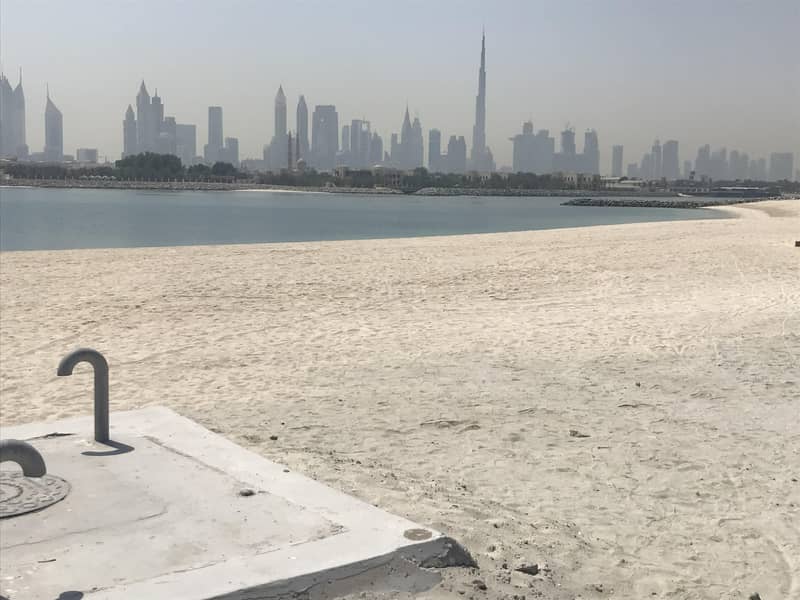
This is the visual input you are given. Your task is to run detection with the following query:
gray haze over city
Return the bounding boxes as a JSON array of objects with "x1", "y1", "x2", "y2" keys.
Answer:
[{"x1": 1, "y1": 0, "x2": 799, "y2": 177}]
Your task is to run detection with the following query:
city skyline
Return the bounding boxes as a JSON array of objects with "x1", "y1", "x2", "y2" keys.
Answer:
[{"x1": 2, "y1": 0, "x2": 797, "y2": 171}]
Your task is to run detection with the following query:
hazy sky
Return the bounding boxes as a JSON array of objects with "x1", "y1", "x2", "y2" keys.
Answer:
[{"x1": 2, "y1": 0, "x2": 799, "y2": 170}]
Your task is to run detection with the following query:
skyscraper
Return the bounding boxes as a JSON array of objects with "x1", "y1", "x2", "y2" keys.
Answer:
[
  {"x1": 123, "y1": 80, "x2": 178, "y2": 158},
  {"x1": 470, "y1": 31, "x2": 494, "y2": 172},
  {"x1": 0, "y1": 69, "x2": 28, "y2": 158},
  {"x1": 296, "y1": 95, "x2": 309, "y2": 160},
  {"x1": 428, "y1": 129, "x2": 442, "y2": 172},
  {"x1": 390, "y1": 107, "x2": 424, "y2": 169},
  {"x1": 350, "y1": 119, "x2": 371, "y2": 168},
  {"x1": 368, "y1": 132, "x2": 383, "y2": 166},
  {"x1": 447, "y1": 135, "x2": 467, "y2": 174},
  {"x1": 553, "y1": 127, "x2": 576, "y2": 172},
  {"x1": 582, "y1": 130, "x2": 599, "y2": 174},
  {"x1": 341, "y1": 125, "x2": 351, "y2": 153},
  {"x1": 612, "y1": 145, "x2": 623, "y2": 177},
  {"x1": 265, "y1": 86, "x2": 289, "y2": 170},
  {"x1": 311, "y1": 104, "x2": 338, "y2": 171},
  {"x1": 274, "y1": 86, "x2": 287, "y2": 140},
  {"x1": 123, "y1": 105, "x2": 137, "y2": 157},
  {"x1": 136, "y1": 81, "x2": 152, "y2": 152},
  {"x1": 44, "y1": 87, "x2": 63, "y2": 162},
  {"x1": 651, "y1": 140, "x2": 662, "y2": 179},
  {"x1": 661, "y1": 140, "x2": 679, "y2": 180},
  {"x1": 205, "y1": 106, "x2": 223, "y2": 163},
  {"x1": 224, "y1": 137, "x2": 239, "y2": 167},
  {"x1": 175, "y1": 123, "x2": 196, "y2": 166}
]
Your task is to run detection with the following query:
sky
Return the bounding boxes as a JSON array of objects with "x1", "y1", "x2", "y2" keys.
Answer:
[{"x1": 2, "y1": 0, "x2": 799, "y2": 171}]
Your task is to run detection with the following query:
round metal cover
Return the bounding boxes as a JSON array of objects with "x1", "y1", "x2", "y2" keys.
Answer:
[{"x1": 0, "y1": 472, "x2": 70, "y2": 518}]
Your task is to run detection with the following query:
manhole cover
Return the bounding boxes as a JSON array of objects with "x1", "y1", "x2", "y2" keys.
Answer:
[{"x1": 0, "y1": 472, "x2": 70, "y2": 518}]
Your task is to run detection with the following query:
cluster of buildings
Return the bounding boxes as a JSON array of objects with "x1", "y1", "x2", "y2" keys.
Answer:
[
  {"x1": 122, "y1": 82, "x2": 210, "y2": 166},
  {"x1": 509, "y1": 124, "x2": 599, "y2": 175},
  {"x1": 1, "y1": 71, "x2": 88, "y2": 164},
  {"x1": 620, "y1": 140, "x2": 795, "y2": 183},
  {"x1": 1, "y1": 37, "x2": 797, "y2": 182}
]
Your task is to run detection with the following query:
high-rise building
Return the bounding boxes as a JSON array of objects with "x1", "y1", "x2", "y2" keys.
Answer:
[
  {"x1": 123, "y1": 105, "x2": 137, "y2": 157},
  {"x1": 175, "y1": 124, "x2": 196, "y2": 166},
  {"x1": 135, "y1": 81, "x2": 152, "y2": 152},
  {"x1": 511, "y1": 122, "x2": 555, "y2": 174},
  {"x1": 205, "y1": 106, "x2": 223, "y2": 163},
  {"x1": 265, "y1": 86, "x2": 289, "y2": 170},
  {"x1": 582, "y1": 130, "x2": 599, "y2": 175},
  {"x1": 296, "y1": 95, "x2": 309, "y2": 161},
  {"x1": 368, "y1": 132, "x2": 383, "y2": 166},
  {"x1": 683, "y1": 160, "x2": 692, "y2": 179},
  {"x1": 661, "y1": 140, "x2": 679, "y2": 180},
  {"x1": 341, "y1": 125, "x2": 351, "y2": 153},
  {"x1": 710, "y1": 147, "x2": 728, "y2": 180},
  {"x1": 390, "y1": 107, "x2": 424, "y2": 169},
  {"x1": 349, "y1": 119, "x2": 371, "y2": 168},
  {"x1": 469, "y1": 32, "x2": 494, "y2": 172},
  {"x1": 553, "y1": 127, "x2": 576, "y2": 172},
  {"x1": 157, "y1": 116, "x2": 177, "y2": 156},
  {"x1": 428, "y1": 129, "x2": 442, "y2": 172},
  {"x1": 611, "y1": 145, "x2": 623, "y2": 177},
  {"x1": 223, "y1": 137, "x2": 239, "y2": 167},
  {"x1": 769, "y1": 152, "x2": 794, "y2": 181},
  {"x1": 447, "y1": 135, "x2": 467, "y2": 174},
  {"x1": 695, "y1": 145, "x2": 711, "y2": 178},
  {"x1": 0, "y1": 69, "x2": 28, "y2": 158},
  {"x1": 274, "y1": 86, "x2": 287, "y2": 140},
  {"x1": 311, "y1": 105, "x2": 338, "y2": 171},
  {"x1": 640, "y1": 152, "x2": 653, "y2": 180},
  {"x1": 651, "y1": 140, "x2": 662, "y2": 179},
  {"x1": 123, "y1": 81, "x2": 179, "y2": 158},
  {"x1": 44, "y1": 88, "x2": 63, "y2": 162}
]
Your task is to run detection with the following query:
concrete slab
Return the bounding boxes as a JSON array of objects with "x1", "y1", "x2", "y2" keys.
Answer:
[{"x1": 0, "y1": 407, "x2": 471, "y2": 599}]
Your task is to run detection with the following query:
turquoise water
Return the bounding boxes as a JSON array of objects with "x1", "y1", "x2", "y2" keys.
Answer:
[{"x1": 0, "y1": 187, "x2": 725, "y2": 251}]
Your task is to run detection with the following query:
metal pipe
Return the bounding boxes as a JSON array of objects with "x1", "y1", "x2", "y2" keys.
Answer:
[
  {"x1": 0, "y1": 439, "x2": 47, "y2": 477},
  {"x1": 57, "y1": 348, "x2": 109, "y2": 443}
]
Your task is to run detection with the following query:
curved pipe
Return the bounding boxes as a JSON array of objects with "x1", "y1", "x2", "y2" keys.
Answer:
[
  {"x1": 0, "y1": 439, "x2": 47, "y2": 477},
  {"x1": 58, "y1": 348, "x2": 109, "y2": 443}
]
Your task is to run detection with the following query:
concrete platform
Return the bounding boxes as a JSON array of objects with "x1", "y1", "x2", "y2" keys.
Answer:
[{"x1": 0, "y1": 407, "x2": 471, "y2": 599}]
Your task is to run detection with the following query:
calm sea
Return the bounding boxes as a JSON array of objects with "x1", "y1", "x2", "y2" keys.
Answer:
[{"x1": 0, "y1": 187, "x2": 725, "y2": 251}]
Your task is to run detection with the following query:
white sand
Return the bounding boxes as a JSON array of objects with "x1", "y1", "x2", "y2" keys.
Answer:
[{"x1": 1, "y1": 200, "x2": 798, "y2": 599}]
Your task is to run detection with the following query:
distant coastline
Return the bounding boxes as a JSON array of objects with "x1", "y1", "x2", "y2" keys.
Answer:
[
  {"x1": 2, "y1": 178, "x2": 791, "y2": 210},
  {"x1": 0, "y1": 177, "x2": 677, "y2": 197}
]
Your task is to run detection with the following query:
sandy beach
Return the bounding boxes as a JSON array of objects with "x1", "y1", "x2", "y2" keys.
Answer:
[{"x1": 1, "y1": 200, "x2": 798, "y2": 599}]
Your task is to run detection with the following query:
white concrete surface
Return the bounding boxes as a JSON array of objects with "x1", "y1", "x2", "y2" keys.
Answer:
[{"x1": 0, "y1": 407, "x2": 466, "y2": 599}]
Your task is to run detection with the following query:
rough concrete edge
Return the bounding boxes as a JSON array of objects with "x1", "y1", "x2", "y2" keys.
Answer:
[{"x1": 207, "y1": 536, "x2": 477, "y2": 600}]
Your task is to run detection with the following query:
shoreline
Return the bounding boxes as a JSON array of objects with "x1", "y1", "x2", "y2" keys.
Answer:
[{"x1": 3, "y1": 178, "x2": 781, "y2": 202}]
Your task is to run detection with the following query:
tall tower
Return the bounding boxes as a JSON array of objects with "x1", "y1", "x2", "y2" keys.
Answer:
[
  {"x1": 135, "y1": 81, "x2": 151, "y2": 152},
  {"x1": 12, "y1": 69, "x2": 27, "y2": 157},
  {"x1": 275, "y1": 85, "x2": 287, "y2": 139},
  {"x1": 44, "y1": 87, "x2": 63, "y2": 162},
  {"x1": 205, "y1": 106, "x2": 223, "y2": 163},
  {"x1": 123, "y1": 105, "x2": 137, "y2": 157},
  {"x1": 296, "y1": 95, "x2": 309, "y2": 160},
  {"x1": 651, "y1": 140, "x2": 662, "y2": 179},
  {"x1": 470, "y1": 31, "x2": 492, "y2": 171},
  {"x1": 0, "y1": 70, "x2": 28, "y2": 157},
  {"x1": 612, "y1": 145, "x2": 623, "y2": 177}
]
